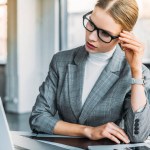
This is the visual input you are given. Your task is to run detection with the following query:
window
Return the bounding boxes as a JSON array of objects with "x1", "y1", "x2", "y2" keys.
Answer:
[
  {"x1": 0, "y1": 0, "x2": 7, "y2": 64},
  {"x1": 134, "y1": 0, "x2": 150, "y2": 64}
]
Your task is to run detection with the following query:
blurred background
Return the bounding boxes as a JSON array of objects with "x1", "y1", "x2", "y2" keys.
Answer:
[{"x1": 0, "y1": 0, "x2": 150, "y2": 132}]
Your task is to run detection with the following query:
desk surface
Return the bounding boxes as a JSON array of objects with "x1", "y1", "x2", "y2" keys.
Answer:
[
  {"x1": 30, "y1": 136, "x2": 116, "y2": 149},
  {"x1": 11, "y1": 131, "x2": 150, "y2": 150},
  {"x1": 11, "y1": 131, "x2": 116, "y2": 149}
]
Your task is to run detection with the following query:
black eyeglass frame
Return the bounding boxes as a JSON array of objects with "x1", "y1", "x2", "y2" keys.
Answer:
[{"x1": 83, "y1": 11, "x2": 120, "y2": 43}]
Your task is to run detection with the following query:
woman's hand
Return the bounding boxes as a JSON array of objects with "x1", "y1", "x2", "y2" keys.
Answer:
[
  {"x1": 84, "y1": 122, "x2": 130, "y2": 144},
  {"x1": 119, "y1": 30, "x2": 144, "y2": 74}
]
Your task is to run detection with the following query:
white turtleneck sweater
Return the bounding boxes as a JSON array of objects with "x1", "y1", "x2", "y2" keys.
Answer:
[{"x1": 81, "y1": 47, "x2": 116, "y2": 106}]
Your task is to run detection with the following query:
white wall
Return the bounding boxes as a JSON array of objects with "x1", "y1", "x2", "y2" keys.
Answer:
[
  {"x1": 6, "y1": 0, "x2": 59, "y2": 113},
  {"x1": 17, "y1": 0, "x2": 42, "y2": 113}
]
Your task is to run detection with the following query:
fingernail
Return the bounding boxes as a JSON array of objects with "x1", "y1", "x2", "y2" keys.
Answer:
[
  {"x1": 126, "y1": 139, "x2": 130, "y2": 143},
  {"x1": 117, "y1": 140, "x2": 120, "y2": 144}
]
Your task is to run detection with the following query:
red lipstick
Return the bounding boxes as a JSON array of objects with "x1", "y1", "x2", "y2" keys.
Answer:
[{"x1": 86, "y1": 42, "x2": 97, "y2": 50}]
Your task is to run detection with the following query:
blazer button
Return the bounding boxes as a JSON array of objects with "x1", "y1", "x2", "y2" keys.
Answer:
[
  {"x1": 135, "y1": 119, "x2": 139, "y2": 122},
  {"x1": 134, "y1": 127, "x2": 139, "y2": 131},
  {"x1": 134, "y1": 131, "x2": 139, "y2": 134},
  {"x1": 134, "y1": 122, "x2": 139, "y2": 127}
]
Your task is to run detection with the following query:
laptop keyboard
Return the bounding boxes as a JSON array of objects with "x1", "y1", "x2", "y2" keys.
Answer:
[{"x1": 14, "y1": 145, "x2": 30, "y2": 150}]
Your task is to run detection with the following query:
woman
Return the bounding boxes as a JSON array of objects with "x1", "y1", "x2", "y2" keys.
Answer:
[{"x1": 29, "y1": 0, "x2": 150, "y2": 144}]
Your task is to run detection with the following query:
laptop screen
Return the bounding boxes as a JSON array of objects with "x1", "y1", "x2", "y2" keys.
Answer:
[{"x1": 0, "y1": 98, "x2": 14, "y2": 150}]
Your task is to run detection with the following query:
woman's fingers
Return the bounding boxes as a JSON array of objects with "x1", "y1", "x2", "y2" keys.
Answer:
[
  {"x1": 89, "y1": 122, "x2": 130, "y2": 144},
  {"x1": 109, "y1": 129, "x2": 130, "y2": 144},
  {"x1": 108, "y1": 123, "x2": 130, "y2": 143},
  {"x1": 120, "y1": 32, "x2": 138, "y2": 41},
  {"x1": 122, "y1": 30, "x2": 135, "y2": 38},
  {"x1": 121, "y1": 43, "x2": 140, "y2": 53},
  {"x1": 119, "y1": 37, "x2": 141, "y2": 48},
  {"x1": 107, "y1": 133, "x2": 121, "y2": 144},
  {"x1": 102, "y1": 123, "x2": 130, "y2": 144},
  {"x1": 111, "y1": 122, "x2": 129, "y2": 140},
  {"x1": 119, "y1": 30, "x2": 144, "y2": 54},
  {"x1": 121, "y1": 43, "x2": 144, "y2": 56},
  {"x1": 119, "y1": 30, "x2": 142, "y2": 46}
]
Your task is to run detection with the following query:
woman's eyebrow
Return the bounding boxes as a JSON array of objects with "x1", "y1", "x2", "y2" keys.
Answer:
[{"x1": 89, "y1": 16, "x2": 114, "y2": 35}]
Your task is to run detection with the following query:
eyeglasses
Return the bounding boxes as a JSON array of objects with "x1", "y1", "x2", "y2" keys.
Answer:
[{"x1": 83, "y1": 11, "x2": 120, "y2": 43}]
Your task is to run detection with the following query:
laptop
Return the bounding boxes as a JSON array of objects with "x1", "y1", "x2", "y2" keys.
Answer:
[
  {"x1": 0, "y1": 98, "x2": 67, "y2": 150},
  {"x1": 88, "y1": 145, "x2": 150, "y2": 150}
]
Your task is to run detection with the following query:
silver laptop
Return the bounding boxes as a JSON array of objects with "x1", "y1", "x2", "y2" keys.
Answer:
[{"x1": 0, "y1": 98, "x2": 67, "y2": 150}]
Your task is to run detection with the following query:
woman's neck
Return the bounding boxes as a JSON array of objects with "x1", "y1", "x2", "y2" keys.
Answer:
[{"x1": 88, "y1": 46, "x2": 116, "y2": 64}]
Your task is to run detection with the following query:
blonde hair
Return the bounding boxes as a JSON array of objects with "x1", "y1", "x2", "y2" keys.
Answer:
[{"x1": 95, "y1": 0, "x2": 139, "y2": 31}]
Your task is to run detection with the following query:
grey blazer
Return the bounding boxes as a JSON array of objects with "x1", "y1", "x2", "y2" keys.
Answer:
[{"x1": 29, "y1": 45, "x2": 150, "y2": 142}]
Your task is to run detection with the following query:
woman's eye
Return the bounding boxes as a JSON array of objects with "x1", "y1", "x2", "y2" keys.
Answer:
[
  {"x1": 87, "y1": 21, "x2": 92, "y2": 27},
  {"x1": 89, "y1": 21, "x2": 94, "y2": 27},
  {"x1": 101, "y1": 31, "x2": 110, "y2": 37}
]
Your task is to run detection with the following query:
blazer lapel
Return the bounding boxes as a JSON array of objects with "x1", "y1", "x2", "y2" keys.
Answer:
[
  {"x1": 78, "y1": 45, "x2": 125, "y2": 124},
  {"x1": 68, "y1": 46, "x2": 88, "y2": 119}
]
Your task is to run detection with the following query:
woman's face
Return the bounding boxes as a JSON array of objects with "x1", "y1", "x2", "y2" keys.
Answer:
[{"x1": 85, "y1": 7, "x2": 122, "y2": 53}]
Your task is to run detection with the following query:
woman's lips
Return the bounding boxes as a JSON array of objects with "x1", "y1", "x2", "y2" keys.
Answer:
[{"x1": 86, "y1": 42, "x2": 97, "y2": 50}]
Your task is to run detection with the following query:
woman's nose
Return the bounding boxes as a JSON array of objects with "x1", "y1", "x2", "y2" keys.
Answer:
[{"x1": 88, "y1": 30, "x2": 98, "y2": 41}]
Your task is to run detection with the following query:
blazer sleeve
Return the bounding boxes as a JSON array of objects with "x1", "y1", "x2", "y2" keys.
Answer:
[
  {"x1": 29, "y1": 54, "x2": 60, "y2": 134},
  {"x1": 123, "y1": 66, "x2": 150, "y2": 143}
]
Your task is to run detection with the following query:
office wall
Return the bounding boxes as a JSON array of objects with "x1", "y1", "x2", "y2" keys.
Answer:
[
  {"x1": 16, "y1": 0, "x2": 42, "y2": 113},
  {"x1": 6, "y1": 0, "x2": 59, "y2": 113}
]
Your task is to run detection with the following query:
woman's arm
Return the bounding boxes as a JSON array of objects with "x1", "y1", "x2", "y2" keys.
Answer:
[
  {"x1": 29, "y1": 55, "x2": 60, "y2": 134},
  {"x1": 119, "y1": 30, "x2": 147, "y2": 112},
  {"x1": 53, "y1": 120, "x2": 86, "y2": 136},
  {"x1": 131, "y1": 70, "x2": 146, "y2": 112},
  {"x1": 119, "y1": 30, "x2": 150, "y2": 142},
  {"x1": 53, "y1": 120, "x2": 130, "y2": 144}
]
